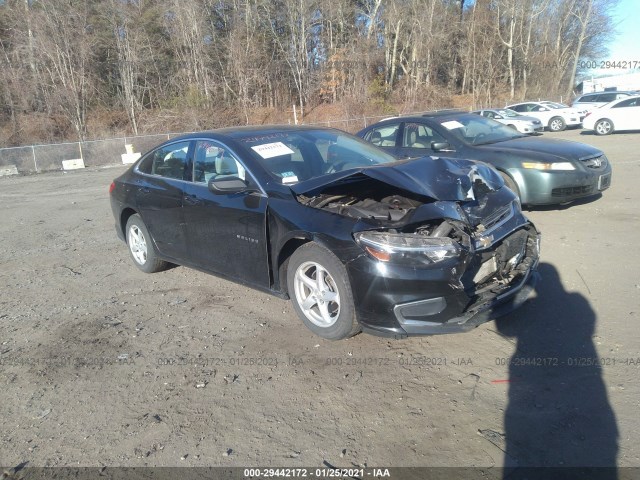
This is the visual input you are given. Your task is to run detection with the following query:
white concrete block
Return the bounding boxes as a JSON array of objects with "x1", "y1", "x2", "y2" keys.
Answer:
[
  {"x1": 0, "y1": 165, "x2": 19, "y2": 177},
  {"x1": 62, "y1": 159, "x2": 85, "y2": 170},
  {"x1": 121, "y1": 152, "x2": 141, "y2": 165}
]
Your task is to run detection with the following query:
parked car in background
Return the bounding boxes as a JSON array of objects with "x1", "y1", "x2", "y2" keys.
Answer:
[
  {"x1": 572, "y1": 91, "x2": 637, "y2": 114},
  {"x1": 472, "y1": 108, "x2": 543, "y2": 134},
  {"x1": 538, "y1": 101, "x2": 588, "y2": 121},
  {"x1": 358, "y1": 111, "x2": 612, "y2": 206},
  {"x1": 506, "y1": 101, "x2": 581, "y2": 132},
  {"x1": 582, "y1": 95, "x2": 640, "y2": 135},
  {"x1": 110, "y1": 126, "x2": 540, "y2": 340}
]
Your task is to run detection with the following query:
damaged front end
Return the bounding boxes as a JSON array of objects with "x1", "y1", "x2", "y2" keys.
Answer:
[{"x1": 293, "y1": 157, "x2": 540, "y2": 338}]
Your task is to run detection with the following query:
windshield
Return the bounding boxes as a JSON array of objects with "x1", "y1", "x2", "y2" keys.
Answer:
[
  {"x1": 436, "y1": 114, "x2": 525, "y2": 146},
  {"x1": 541, "y1": 101, "x2": 567, "y2": 109},
  {"x1": 235, "y1": 129, "x2": 399, "y2": 184},
  {"x1": 497, "y1": 109, "x2": 520, "y2": 118}
]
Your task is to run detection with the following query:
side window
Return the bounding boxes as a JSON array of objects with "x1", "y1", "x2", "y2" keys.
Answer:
[
  {"x1": 402, "y1": 123, "x2": 445, "y2": 149},
  {"x1": 365, "y1": 124, "x2": 399, "y2": 147},
  {"x1": 193, "y1": 140, "x2": 246, "y2": 184},
  {"x1": 138, "y1": 141, "x2": 191, "y2": 180},
  {"x1": 612, "y1": 98, "x2": 638, "y2": 108},
  {"x1": 597, "y1": 93, "x2": 617, "y2": 103}
]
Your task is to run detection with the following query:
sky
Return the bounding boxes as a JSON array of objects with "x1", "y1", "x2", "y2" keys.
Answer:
[{"x1": 605, "y1": 0, "x2": 640, "y2": 62}]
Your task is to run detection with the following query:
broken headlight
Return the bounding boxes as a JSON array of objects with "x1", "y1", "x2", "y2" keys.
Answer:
[{"x1": 354, "y1": 231, "x2": 461, "y2": 265}]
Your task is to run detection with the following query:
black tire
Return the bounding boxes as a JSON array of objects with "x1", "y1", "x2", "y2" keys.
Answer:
[
  {"x1": 125, "y1": 214, "x2": 169, "y2": 273},
  {"x1": 286, "y1": 242, "x2": 360, "y2": 340},
  {"x1": 548, "y1": 116, "x2": 566, "y2": 132},
  {"x1": 594, "y1": 118, "x2": 614, "y2": 136},
  {"x1": 500, "y1": 172, "x2": 521, "y2": 202},
  {"x1": 507, "y1": 124, "x2": 518, "y2": 130}
]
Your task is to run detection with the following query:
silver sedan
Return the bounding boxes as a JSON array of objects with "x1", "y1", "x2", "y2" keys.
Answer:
[{"x1": 473, "y1": 109, "x2": 544, "y2": 134}]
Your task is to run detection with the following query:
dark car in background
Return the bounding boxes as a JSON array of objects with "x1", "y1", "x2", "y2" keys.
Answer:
[
  {"x1": 110, "y1": 126, "x2": 540, "y2": 340},
  {"x1": 357, "y1": 112, "x2": 612, "y2": 206}
]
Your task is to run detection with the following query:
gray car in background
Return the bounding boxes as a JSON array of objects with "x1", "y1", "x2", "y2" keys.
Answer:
[
  {"x1": 472, "y1": 109, "x2": 544, "y2": 134},
  {"x1": 572, "y1": 91, "x2": 637, "y2": 114},
  {"x1": 357, "y1": 111, "x2": 612, "y2": 206}
]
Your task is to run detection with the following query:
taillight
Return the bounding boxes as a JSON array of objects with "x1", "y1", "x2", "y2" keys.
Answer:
[{"x1": 109, "y1": 182, "x2": 116, "y2": 194}]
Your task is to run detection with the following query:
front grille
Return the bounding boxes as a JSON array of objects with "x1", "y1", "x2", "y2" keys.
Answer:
[
  {"x1": 481, "y1": 202, "x2": 514, "y2": 232},
  {"x1": 580, "y1": 155, "x2": 607, "y2": 169},
  {"x1": 552, "y1": 185, "x2": 594, "y2": 197}
]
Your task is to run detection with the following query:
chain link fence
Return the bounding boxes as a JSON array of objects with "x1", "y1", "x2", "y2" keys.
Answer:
[
  {"x1": 0, "y1": 133, "x2": 185, "y2": 174},
  {"x1": 0, "y1": 111, "x2": 427, "y2": 175}
]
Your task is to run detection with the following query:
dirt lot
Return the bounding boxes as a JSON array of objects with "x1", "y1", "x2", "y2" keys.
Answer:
[{"x1": 1, "y1": 129, "x2": 639, "y2": 473}]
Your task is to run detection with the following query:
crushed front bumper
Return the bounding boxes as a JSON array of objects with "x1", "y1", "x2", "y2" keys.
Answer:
[
  {"x1": 390, "y1": 267, "x2": 539, "y2": 336},
  {"x1": 349, "y1": 220, "x2": 540, "y2": 339}
]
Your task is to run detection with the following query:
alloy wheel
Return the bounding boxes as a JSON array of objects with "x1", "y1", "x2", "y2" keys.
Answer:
[
  {"x1": 128, "y1": 225, "x2": 148, "y2": 265},
  {"x1": 293, "y1": 261, "x2": 341, "y2": 327}
]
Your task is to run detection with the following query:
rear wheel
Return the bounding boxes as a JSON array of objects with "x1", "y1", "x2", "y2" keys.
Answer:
[
  {"x1": 125, "y1": 214, "x2": 169, "y2": 273},
  {"x1": 548, "y1": 116, "x2": 566, "y2": 132},
  {"x1": 287, "y1": 243, "x2": 360, "y2": 340},
  {"x1": 594, "y1": 118, "x2": 614, "y2": 135}
]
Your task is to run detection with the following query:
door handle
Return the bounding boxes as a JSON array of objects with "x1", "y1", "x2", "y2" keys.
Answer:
[{"x1": 183, "y1": 194, "x2": 201, "y2": 206}]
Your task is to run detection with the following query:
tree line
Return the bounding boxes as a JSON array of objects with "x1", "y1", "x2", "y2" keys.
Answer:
[{"x1": 0, "y1": 0, "x2": 617, "y2": 145}]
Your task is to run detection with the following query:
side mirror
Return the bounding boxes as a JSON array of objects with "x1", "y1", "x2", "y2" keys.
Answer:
[
  {"x1": 431, "y1": 141, "x2": 451, "y2": 152},
  {"x1": 494, "y1": 115, "x2": 503, "y2": 119},
  {"x1": 208, "y1": 176, "x2": 248, "y2": 194}
]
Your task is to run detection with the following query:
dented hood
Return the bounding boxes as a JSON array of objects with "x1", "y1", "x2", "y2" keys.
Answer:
[{"x1": 290, "y1": 156, "x2": 504, "y2": 201}]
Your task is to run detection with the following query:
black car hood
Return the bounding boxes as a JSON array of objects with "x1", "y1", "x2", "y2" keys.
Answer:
[
  {"x1": 479, "y1": 137, "x2": 602, "y2": 161},
  {"x1": 290, "y1": 156, "x2": 504, "y2": 201}
]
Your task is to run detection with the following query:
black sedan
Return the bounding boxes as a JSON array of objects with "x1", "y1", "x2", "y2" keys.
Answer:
[
  {"x1": 110, "y1": 126, "x2": 540, "y2": 340},
  {"x1": 357, "y1": 112, "x2": 612, "y2": 206}
]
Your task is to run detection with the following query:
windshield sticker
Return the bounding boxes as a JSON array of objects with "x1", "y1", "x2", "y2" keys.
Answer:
[
  {"x1": 251, "y1": 142, "x2": 295, "y2": 159},
  {"x1": 441, "y1": 120, "x2": 464, "y2": 130},
  {"x1": 281, "y1": 174, "x2": 298, "y2": 184}
]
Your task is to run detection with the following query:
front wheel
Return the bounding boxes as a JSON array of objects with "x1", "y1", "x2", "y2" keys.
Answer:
[
  {"x1": 287, "y1": 243, "x2": 360, "y2": 340},
  {"x1": 125, "y1": 214, "x2": 169, "y2": 273},
  {"x1": 548, "y1": 116, "x2": 566, "y2": 132},
  {"x1": 594, "y1": 118, "x2": 614, "y2": 135}
]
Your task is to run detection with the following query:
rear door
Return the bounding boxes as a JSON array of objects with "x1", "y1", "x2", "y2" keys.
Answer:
[
  {"x1": 396, "y1": 121, "x2": 452, "y2": 158},
  {"x1": 362, "y1": 122, "x2": 401, "y2": 152},
  {"x1": 134, "y1": 140, "x2": 192, "y2": 262},
  {"x1": 181, "y1": 139, "x2": 270, "y2": 287}
]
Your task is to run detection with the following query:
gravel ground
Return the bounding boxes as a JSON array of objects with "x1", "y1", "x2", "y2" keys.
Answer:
[{"x1": 0, "y1": 129, "x2": 639, "y2": 472}]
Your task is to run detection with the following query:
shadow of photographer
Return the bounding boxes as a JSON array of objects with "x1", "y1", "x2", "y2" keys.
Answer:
[{"x1": 495, "y1": 262, "x2": 619, "y2": 479}]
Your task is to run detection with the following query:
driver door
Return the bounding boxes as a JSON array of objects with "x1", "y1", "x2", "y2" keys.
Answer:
[{"x1": 181, "y1": 140, "x2": 270, "y2": 287}]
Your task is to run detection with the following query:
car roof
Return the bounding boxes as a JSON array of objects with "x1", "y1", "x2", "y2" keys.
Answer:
[
  {"x1": 579, "y1": 91, "x2": 636, "y2": 97},
  {"x1": 167, "y1": 124, "x2": 340, "y2": 143},
  {"x1": 419, "y1": 109, "x2": 467, "y2": 117},
  {"x1": 508, "y1": 101, "x2": 543, "y2": 106}
]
